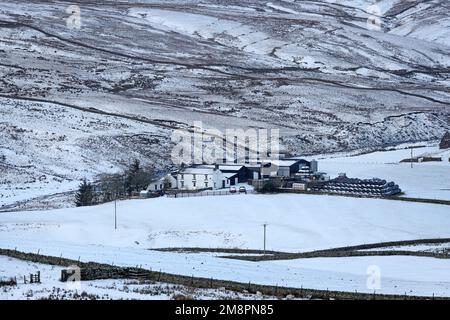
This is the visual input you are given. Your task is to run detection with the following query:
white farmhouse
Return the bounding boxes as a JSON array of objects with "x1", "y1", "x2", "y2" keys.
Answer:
[{"x1": 177, "y1": 166, "x2": 227, "y2": 190}]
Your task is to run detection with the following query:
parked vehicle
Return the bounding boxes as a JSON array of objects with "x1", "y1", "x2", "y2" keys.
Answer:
[
  {"x1": 229, "y1": 186, "x2": 237, "y2": 193},
  {"x1": 239, "y1": 186, "x2": 247, "y2": 193}
]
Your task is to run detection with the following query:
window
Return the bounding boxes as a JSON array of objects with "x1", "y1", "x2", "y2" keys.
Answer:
[
  {"x1": 160, "y1": 184, "x2": 163, "y2": 189},
  {"x1": 180, "y1": 181, "x2": 184, "y2": 188},
  {"x1": 205, "y1": 174, "x2": 208, "y2": 180},
  {"x1": 180, "y1": 174, "x2": 184, "y2": 180},
  {"x1": 205, "y1": 182, "x2": 208, "y2": 188},
  {"x1": 193, "y1": 181, "x2": 196, "y2": 187},
  {"x1": 193, "y1": 174, "x2": 196, "y2": 180},
  {"x1": 154, "y1": 185, "x2": 157, "y2": 190}
]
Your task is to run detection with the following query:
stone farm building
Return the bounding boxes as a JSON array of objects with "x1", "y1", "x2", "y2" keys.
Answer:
[{"x1": 440, "y1": 131, "x2": 450, "y2": 149}]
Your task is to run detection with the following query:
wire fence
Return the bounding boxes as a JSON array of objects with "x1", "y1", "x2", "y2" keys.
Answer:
[{"x1": 167, "y1": 189, "x2": 255, "y2": 198}]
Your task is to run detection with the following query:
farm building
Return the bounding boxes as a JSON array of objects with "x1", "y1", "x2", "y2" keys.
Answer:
[
  {"x1": 176, "y1": 166, "x2": 227, "y2": 190},
  {"x1": 146, "y1": 174, "x2": 177, "y2": 192},
  {"x1": 201, "y1": 164, "x2": 258, "y2": 185},
  {"x1": 260, "y1": 159, "x2": 314, "y2": 178},
  {"x1": 155, "y1": 159, "x2": 320, "y2": 192},
  {"x1": 440, "y1": 131, "x2": 450, "y2": 149}
]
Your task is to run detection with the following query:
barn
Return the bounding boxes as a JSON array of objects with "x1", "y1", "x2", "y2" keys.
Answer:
[
  {"x1": 261, "y1": 159, "x2": 311, "y2": 178},
  {"x1": 202, "y1": 164, "x2": 256, "y2": 185},
  {"x1": 440, "y1": 131, "x2": 450, "y2": 149}
]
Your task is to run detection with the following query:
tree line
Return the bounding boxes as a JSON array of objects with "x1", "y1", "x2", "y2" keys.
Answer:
[{"x1": 75, "y1": 159, "x2": 154, "y2": 207}]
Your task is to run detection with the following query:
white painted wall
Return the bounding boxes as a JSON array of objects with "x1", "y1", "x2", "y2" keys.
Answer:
[
  {"x1": 147, "y1": 175, "x2": 177, "y2": 192},
  {"x1": 177, "y1": 169, "x2": 224, "y2": 190}
]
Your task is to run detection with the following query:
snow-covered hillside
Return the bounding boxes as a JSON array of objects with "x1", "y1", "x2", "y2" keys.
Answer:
[
  {"x1": 0, "y1": 0, "x2": 449, "y2": 202},
  {"x1": 0, "y1": 97, "x2": 173, "y2": 208}
]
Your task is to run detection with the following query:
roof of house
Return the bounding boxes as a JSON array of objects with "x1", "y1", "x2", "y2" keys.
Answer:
[
  {"x1": 149, "y1": 173, "x2": 175, "y2": 184},
  {"x1": 224, "y1": 163, "x2": 262, "y2": 170},
  {"x1": 265, "y1": 159, "x2": 308, "y2": 167},
  {"x1": 223, "y1": 172, "x2": 238, "y2": 179},
  {"x1": 201, "y1": 164, "x2": 246, "y2": 172}
]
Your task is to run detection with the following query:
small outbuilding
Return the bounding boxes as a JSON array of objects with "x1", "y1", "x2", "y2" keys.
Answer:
[
  {"x1": 202, "y1": 164, "x2": 256, "y2": 185},
  {"x1": 440, "y1": 131, "x2": 450, "y2": 149},
  {"x1": 147, "y1": 174, "x2": 177, "y2": 192},
  {"x1": 262, "y1": 159, "x2": 311, "y2": 178}
]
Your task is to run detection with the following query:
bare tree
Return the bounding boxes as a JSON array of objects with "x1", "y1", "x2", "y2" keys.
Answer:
[
  {"x1": 125, "y1": 159, "x2": 154, "y2": 195},
  {"x1": 97, "y1": 173, "x2": 127, "y2": 202}
]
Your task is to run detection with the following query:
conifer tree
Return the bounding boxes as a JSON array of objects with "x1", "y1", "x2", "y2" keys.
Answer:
[{"x1": 75, "y1": 179, "x2": 94, "y2": 207}]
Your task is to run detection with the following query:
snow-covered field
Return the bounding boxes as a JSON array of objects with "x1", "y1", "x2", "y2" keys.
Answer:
[
  {"x1": 2, "y1": 193, "x2": 450, "y2": 297},
  {"x1": 0, "y1": 256, "x2": 277, "y2": 300},
  {"x1": 2, "y1": 194, "x2": 450, "y2": 252},
  {"x1": 317, "y1": 144, "x2": 450, "y2": 200},
  {"x1": 269, "y1": 255, "x2": 450, "y2": 296},
  {"x1": 1, "y1": 0, "x2": 449, "y2": 299},
  {"x1": 2, "y1": 137, "x2": 449, "y2": 297},
  {"x1": 2, "y1": 240, "x2": 450, "y2": 297}
]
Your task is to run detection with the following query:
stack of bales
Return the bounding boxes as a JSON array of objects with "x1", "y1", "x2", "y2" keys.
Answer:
[{"x1": 314, "y1": 176, "x2": 401, "y2": 197}]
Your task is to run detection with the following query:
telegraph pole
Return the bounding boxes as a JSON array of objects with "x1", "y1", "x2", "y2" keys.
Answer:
[
  {"x1": 114, "y1": 153, "x2": 119, "y2": 230},
  {"x1": 410, "y1": 146, "x2": 413, "y2": 169},
  {"x1": 114, "y1": 196, "x2": 117, "y2": 230},
  {"x1": 263, "y1": 223, "x2": 268, "y2": 255},
  {"x1": 114, "y1": 177, "x2": 119, "y2": 230}
]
